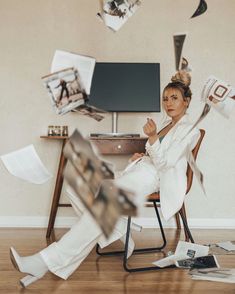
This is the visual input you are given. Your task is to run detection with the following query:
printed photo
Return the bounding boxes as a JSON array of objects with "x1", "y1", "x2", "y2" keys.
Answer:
[
  {"x1": 98, "y1": 0, "x2": 141, "y2": 32},
  {"x1": 201, "y1": 76, "x2": 235, "y2": 118},
  {"x1": 42, "y1": 67, "x2": 87, "y2": 115}
]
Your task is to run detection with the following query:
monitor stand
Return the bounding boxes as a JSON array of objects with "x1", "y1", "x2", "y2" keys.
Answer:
[{"x1": 90, "y1": 112, "x2": 140, "y2": 138}]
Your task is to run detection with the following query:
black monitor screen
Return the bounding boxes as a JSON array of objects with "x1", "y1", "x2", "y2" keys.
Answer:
[{"x1": 89, "y1": 63, "x2": 161, "y2": 112}]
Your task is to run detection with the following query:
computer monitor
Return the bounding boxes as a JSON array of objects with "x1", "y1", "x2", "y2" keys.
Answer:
[{"x1": 89, "y1": 62, "x2": 161, "y2": 136}]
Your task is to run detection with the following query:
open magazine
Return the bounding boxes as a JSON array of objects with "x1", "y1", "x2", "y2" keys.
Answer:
[
  {"x1": 43, "y1": 50, "x2": 107, "y2": 120},
  {"x1": 42, "y1": 68, "x2": 86, "y2": 115},
  {"x1": 97, "y1": 0, "x2": 141, "y2": 32},
  {"x1": 51, "y1": 50, "x2": 96, "y2": 95},
  {"x1": 201, "y1": 75, "x2": 235, "y2": 118},
  {"x1": 153, "y1": 241, "x2": 209, "y2": 268},
  {"x1": 63, "y1": 129, "x2": 137, "y2": 238}
]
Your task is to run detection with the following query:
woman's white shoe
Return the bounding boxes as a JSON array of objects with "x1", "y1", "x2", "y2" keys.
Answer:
[{"x1": 10, "y1": 247, "x2": 48, "y2": 287}]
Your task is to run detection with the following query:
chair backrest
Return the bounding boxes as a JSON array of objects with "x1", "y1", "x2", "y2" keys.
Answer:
[{"x1": 186, "y1": 129, "x2": 205, "y2": 194}]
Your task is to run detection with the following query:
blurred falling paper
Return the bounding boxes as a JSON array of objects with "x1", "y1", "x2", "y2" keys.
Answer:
[
  {"x1": 51, "y1": 50, "x2": 96, "y2": 95},
  {"x1": 191, "y1": 0, "x2": 208, "y2": 18},
  {"x1": 98, "y1": 0, "x2": 141, "y2": 32},
  {"x1": 186, "y1": 147, "x2": 206, "y2": 195},
  {"x1": 201, "y1": 76, "x2": 235, "y2": 118},
  {"x1": 181, "y1": 104, "x2": 211, "y2": 142},
  {"x1": 73, "y1": 104, "x2": 106, "y2": 122},
  {"x1": 173, "y1": 34, "x2": 186, "y2": 70},
  {"x1": 63, "y1": 129, "x2": 136, "y2": 237},
  {"x1": 91, "y1": 181, "x2": 136, "y2": 237},
  {"x1": 0, "y1": 145, "x2": 52, "y2": 184},
  {"x1": 181, "y1": 57, "x2": 191, "y2": 72}
]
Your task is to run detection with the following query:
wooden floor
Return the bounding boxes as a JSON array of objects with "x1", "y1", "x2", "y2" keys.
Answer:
[{"x1": 0, "y1": 228, "x2": 235, "y2": 294}]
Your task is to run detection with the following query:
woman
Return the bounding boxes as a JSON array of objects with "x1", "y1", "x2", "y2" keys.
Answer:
[{"x1": 10, "y1": 71, "x2": 200, "y2": 287}]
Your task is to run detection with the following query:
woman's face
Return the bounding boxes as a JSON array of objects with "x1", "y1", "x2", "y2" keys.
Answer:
[{"x1": 162, "y1": 87, "x2": 189, "y2": 120}]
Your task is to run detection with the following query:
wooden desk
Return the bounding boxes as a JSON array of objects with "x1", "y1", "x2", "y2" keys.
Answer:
[{"x1": 41, "y1": 135, "x2": 147, "y2": 239}]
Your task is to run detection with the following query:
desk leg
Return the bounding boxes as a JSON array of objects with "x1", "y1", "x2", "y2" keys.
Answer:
[{"x1": 46, "y1": 139, "x2": 68, "y2": 239}]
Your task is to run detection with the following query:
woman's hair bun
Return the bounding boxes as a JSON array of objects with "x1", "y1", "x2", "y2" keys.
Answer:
[{"x1": 171, "y1": 70, "x2": 191, "y2": 87}]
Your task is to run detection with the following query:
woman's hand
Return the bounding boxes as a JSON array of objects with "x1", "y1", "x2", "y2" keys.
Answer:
[
  {"x1": 143, "y1": 118, "x2": 158, "y2": 145},
  {"x1": 129, "y1": 153, "x2": 145, "y2": 162}
]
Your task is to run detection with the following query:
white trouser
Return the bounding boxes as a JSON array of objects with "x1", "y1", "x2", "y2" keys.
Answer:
[{"x1": 40, "y1": 158, "x2": 159, "y2": 279}]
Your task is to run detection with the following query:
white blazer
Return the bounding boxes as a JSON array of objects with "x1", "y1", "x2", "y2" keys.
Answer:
[{"x1": 145, "y1": 114, "x2": 201, "y2": 221}]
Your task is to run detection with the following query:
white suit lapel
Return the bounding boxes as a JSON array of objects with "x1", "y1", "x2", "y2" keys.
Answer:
[{"x1": 159, "y1": 114, "x2": 190, "y2": 150}]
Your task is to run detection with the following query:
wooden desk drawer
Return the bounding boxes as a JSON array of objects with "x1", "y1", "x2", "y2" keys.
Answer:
[{"x1": 90, "y1": 138, "x2": 148, "y2": 155}]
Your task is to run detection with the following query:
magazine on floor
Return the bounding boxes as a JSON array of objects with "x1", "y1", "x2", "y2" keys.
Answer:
[
  {"x1": 189, "y1": 268, "x2": 235, "y2": 284},
  {"x1": 175, "y1": 254, "x2": 219, "y2": 269},
  {"x1": 153, "y1": 241, "x2": 209, "y2": 268}
]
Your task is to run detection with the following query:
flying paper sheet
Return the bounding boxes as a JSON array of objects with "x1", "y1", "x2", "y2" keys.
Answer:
[
  {"x1": 173, "y1": 34, "x2": 186, "y2": 71},
  {"x1": 51, "y1": 50, "x2": 96, "y2": 95},
  {"x1": 191, "y1": 0, "x2": 208, "y2": 18},
  {"x1": 0, "y1": 145, "x2": 52, "y2": 184},
  {"x1": 97, "y1": 0, "x2": 141, "y2": 32},
  {"x1": 186, "y1": 147, "x2": 206, "y2": 195},
  {"x1": 181, "y1": 57, "x2": 191, "y2": 72},
  {"x1": 201, "y1": 76, "x2": 235, "y2": 118},
  {"x1": 72, "y1": 104, "x2": 106, "y2": 122}
]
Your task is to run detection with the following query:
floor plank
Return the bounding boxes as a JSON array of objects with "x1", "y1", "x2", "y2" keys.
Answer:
[{"x1": 0, "y1": 228, "x2": 235, "y2": 293}]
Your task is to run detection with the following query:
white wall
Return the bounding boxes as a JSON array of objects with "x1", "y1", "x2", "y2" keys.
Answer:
[{"x1": 0, "y1": 0, "x2": 235, "y2": 227}]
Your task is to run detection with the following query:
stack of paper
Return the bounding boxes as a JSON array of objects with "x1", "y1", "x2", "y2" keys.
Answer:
[{"x1": 190, "y1": 268, "x2": 235, "y2": 284}]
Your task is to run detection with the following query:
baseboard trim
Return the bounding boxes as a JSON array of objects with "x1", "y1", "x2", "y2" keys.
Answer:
[{"x1": 0, "y1": 216, "x2": 235, "y2": 229}]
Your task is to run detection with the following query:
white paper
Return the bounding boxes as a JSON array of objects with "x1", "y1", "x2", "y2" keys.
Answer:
[
  {"x1": 191, "y1": 268, "x2": 235, "y2": 284},
  {"x1": 122, "y1": 157, "x2": 143, "y2": 174},
  {"x1": 186, "y1": 147, "x2": 206, "y2": 195},
  {"x1": 99, "y1": 0, "x2": 141, "y2": 32},
  {"x1": 153, "y1": 241, "x2": 209, "y2": 268},
  {"x1": 216, "y1": 241, "x2": 235, "y2": 251},
  {"x1": 0, "y1": 145, "x2": 52, "y2": 184},
  {"x1": 201, "y1": 75, "x2": 235, "y2": 118},
  {"x1": 51, "y1": 50, "x2": 96, "y2": 95}
]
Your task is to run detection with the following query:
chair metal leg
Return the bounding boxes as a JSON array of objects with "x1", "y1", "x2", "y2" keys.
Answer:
[
  {"x1": 96, "y1": 243, "x2": 125, "y2": 256},
  {"x1": 179, "y1": 209, "x2": 194, "y2": 243},
  {"x1": 96, "y1": 201, "x2": 167, "y2": 256},
  {"x1": 123, "y1": 216, "x2": 175, "y2": 272}
]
